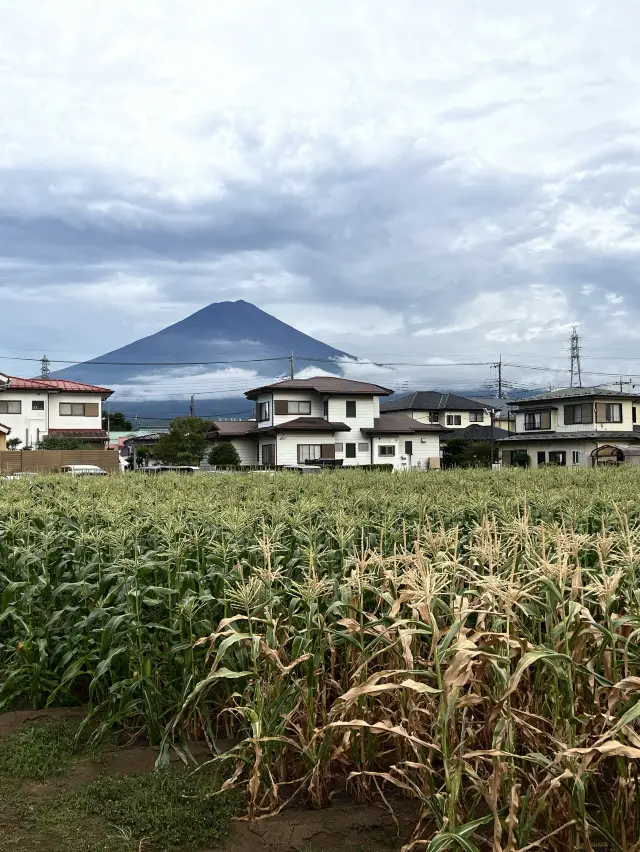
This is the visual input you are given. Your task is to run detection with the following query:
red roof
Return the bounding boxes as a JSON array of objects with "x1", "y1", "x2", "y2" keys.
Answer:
[{"x1": 4, "y1": 376, "x2": 113, "y2": 396}]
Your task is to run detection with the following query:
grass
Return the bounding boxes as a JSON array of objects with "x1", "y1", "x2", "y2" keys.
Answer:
[
  {"x1": 2, "y1": 468, "x2": 640, "y2": 849},
  {"x1": 38, "y1": 769, "x2": 243, "y2": 852},
  {"x1": 0, "y1": 720, "x2": 78, "y2": 779}
]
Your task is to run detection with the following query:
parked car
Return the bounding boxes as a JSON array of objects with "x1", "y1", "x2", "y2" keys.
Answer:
[
  {"x1": 137, "y1": 466, "x2": 199, "y2": 474},
  {"x1": 1, "y1": 471, "x2": 39, "y2": 481},
  {"x1": 59, "y1": 465, "x2": 108, "y2": 477}
]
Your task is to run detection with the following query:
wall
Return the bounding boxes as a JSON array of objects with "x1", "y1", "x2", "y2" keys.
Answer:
[
  {"x1": 47, "y1": 393, "x2": 104, "y2": 430},
  {"x1": 371, "y1": 433, "x2": 440, "y2": 470},
  {"x1": 219, "y1": 437, "x2": 258, "y2": 466},
  {"x1": 0, "y1": 390, "x2": 104, "y2": 447},
  {"x1": 501, "y1": 440, "x2": 597, "y2": 468},
  {"x1": 409, "y1": 409, "x2": 485, "y2": 428},
  {"x1": 329, "y1": 396, "x2": 377, "y2": 466},
  {"x1": 0, "y1": 449, "x2": 120, "y2": 473},
  {"x1": 514, "y1": 398, "x2": 639, "y2": 435}
]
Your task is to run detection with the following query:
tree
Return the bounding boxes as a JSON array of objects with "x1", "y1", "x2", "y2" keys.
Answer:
[
  {"x1": 37, "y1": 436, "x2": 92, "y2": 450},
  {"x1": 130, "y1": 444, "x2": 155, "y2": 468},
  {"x1": 442, "y1": 438, "x2": 498, "y2": 469},
  {"x1": 208, "y1": 442, "x2": 241, "y2": 468},
  {"x1": 154, "y1": 417, "x2": 207, "y2": 466},
  {"x1": 102, "y1": 411, "x2": 132, "y2": 431},
  {"x1": 6, "y1": 437, "x2": 21, "y2": 450}
]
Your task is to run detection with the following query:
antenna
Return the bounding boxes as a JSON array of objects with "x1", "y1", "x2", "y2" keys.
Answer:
[
  {"x1": 569, "y1": 327, "x2": 582, "y2": 388},
  {"x1": 40, "y1": 355, "x2": 51, "y2": 380}
]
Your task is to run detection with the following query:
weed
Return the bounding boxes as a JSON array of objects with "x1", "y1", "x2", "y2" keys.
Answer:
[{"x1": 0, "y1": 721, "x2": 78, "y2": 779}]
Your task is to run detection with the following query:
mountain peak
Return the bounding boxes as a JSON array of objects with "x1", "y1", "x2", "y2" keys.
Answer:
[{"x1": 52, "y1": 300, "x2": 353, "y2": 396}]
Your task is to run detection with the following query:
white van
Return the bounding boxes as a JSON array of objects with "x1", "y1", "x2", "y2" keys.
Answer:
[{"x1": 59, "y1": 465, "x2": 108, "y2": 477}]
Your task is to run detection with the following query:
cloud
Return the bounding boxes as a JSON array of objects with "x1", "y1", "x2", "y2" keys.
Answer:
[{"x1": 2, "y1": 0, "x2": 640, "y2": 395}]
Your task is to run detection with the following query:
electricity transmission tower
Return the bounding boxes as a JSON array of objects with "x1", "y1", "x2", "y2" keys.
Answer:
[
  {"x1": 569, "y1": 327, "x2": 582, "y2": 388},
  {"x1": 40, "y1": 355, "x2": 51, "y2": 380}
]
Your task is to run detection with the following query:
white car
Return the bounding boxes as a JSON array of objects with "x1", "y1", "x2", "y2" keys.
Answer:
[
  {"x1": 59, "y1": 465, "x2": 108, "y2": 477},
  {"x1": 2, "y1": 471, "x2": 39, "y2": 481}
]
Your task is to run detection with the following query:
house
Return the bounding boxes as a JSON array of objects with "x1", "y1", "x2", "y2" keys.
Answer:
[
  {"x1": 0, "y1": 423, "x2": 9, "y2": 451},
  {"x1": 499, "y1": 386, "x2": 640, "y2": 467},
  {"x1": 467, "y1": 397, "x2": 516, "y2": 433},
  {"x1": 206, "y1": 377, "x2": 445, "y2": 469},
  {"x1": 0, "y1": 374, "x2": 113, "y2": 448},
  {"x1": 381, "y1": 391, "x2": 492, "y2": 429}
]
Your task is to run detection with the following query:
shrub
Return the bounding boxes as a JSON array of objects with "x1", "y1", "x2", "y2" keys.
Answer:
[{"x1": 208, "y1": 442, "x2": 241, "y2": 468}]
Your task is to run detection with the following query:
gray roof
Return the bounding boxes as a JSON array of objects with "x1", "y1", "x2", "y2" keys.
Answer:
[
  {"x1": 511, "y1": 386, "x2": 640, "y2": 405},
  {"x1": 208, "y1": 420, "x2": 257, "y2": 438},
  {"x1": 381, "y1": 391, "x2": 485, "y2": 413},
  {"x1": 499, "y1": 430, "x2": 640, "y2": 443},
  {"x1": 442, "y1": 424, "x2": 512, "y2": 442},
  {"x1": 246, "y1": 377, "x2": 393, "y2": 400}
]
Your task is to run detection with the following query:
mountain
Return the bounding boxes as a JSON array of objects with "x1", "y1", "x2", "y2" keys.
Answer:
[{"x1": 53, "y1": 300, "x2": 352, "y2": 396}]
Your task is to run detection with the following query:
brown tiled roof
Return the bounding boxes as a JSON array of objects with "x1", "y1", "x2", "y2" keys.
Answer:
[
  {"x1": 260, "y1": 417, "x2": 351, "y2": 435},
  {"x1": 361, "y1": 413, "x2": 446, "y2": 435},
  {"x1": 48, "y1": 429, "x2": 109, "y2": 441},
  {"x1": 4, "y1": 376, "x2": 113, "y2": 396},
  {"x1": 245, "y1": 376, "x2": 393, "y2": 400},
  {"x1": 382, "y1": 391, "x2": 486, "y2": 413},
  {"x1": 441, "y1": 424, "x2": 512, "y2": 442},
  {"x1": 207, "y1": 420, "x2": 258, "y2": 438},
  {"x1": 0, "y1": 422, "x2": 10, "y2": 434}
]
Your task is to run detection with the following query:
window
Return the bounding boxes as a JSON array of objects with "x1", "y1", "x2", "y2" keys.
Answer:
[
  {"x1": 274, "y1": 400, "x2": 311, "y2": 415},
  {"x1": 323, "y1": 400, "x2": 329, "y2": 418},
  {"x1": 346, "y1": 400, "x2": 357, "y2": 418},
  {"x1": 548, "y1": 451, "x2": 566, "y2": 466},
  {"x1": 524, "y1": 411, "x2": 551, "y2": 431},
  {"x1": 59, "y1": 402, "x2": 99, "y2": 417},
  {"x1": 469, "y1": 411, "x2": 484, "y2": 422},
  {"x1": 634, "y1": 407, "x2": 637, "y2": 425},
  {"x1": 257, "y1": 401, "x2": 270, "y2": 422},
  {"x1": 596, "y1": 402, "x2": 622, "y2": 423},
  {"x1": 335, "y1": 443, "x2": 344, "y2": 453},
  {"x1": 297, "y1": 444, "x2": 322, "y2": 464},
  {"x1": 446, "y1": 414, "x2": 462, "y2": 426},
  {"x1": 345, "y1": 443, "x2": 356, "y2": 458},
  {"x1": 404, "y1": 440, "x2": 413, "y2": 455},
  {"x1": 0, "y1": 400, "x2": 21, "y2": 414},
  {"x1": 572, "y1": 450, "x2": 580, "y2": 465},
  {"x1": 261, "y1": 443, "x2": 275, "y2": 465},
  {"x1": 537, "y1": 451, "x2": 546, "y2": 466},
  {"x1": 378, "y1": 445, "x2": 396, "y2": 456},
  {"x1": 358, "y1": 442, "x2": 369, "y2": 452},
  {"x1": 564, "y1": 403, "x2": 593, "y2": 425},
  {"x1": 31, "y1": 400, "x2": 45, "y2": 411},
  {"x1": 428, "y1": 411, "x2": 440, "y2": 424}
]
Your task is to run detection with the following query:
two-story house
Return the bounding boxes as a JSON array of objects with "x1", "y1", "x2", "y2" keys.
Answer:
[
  {"x1": 380, "y1": 390, "x2": 512, "y2": 443},
  {"x1": 207, "y1": 376, "x2": 445, "y2": 469},
  {"x1": 0, "y1": 374, "x2": 113, "y2": 448},
  {"x1": 499, "y1": 387, "x2": 640, "y2": 467}
]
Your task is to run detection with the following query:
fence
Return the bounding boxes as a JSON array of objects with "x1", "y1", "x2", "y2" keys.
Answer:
[{"x1": 0, "y1": 450, "x2": 120, "y2": 474}]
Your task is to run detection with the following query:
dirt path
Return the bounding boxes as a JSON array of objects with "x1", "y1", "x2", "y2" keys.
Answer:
[{"x1": 0, "y1": 709, "x2": 414, "y2": 852}]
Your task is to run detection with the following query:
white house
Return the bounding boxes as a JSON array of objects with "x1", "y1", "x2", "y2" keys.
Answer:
[
  {"x1": 207, "y1": 376, "x2": 445, "y2": 469},
  {"x1": 499, "y1": 386, "x2": 640, "y2": 467},
  {"x1": 381, "y1": 391, "x2": 491, "y2": 429},
  {"x1": 0, "y1": 374, "x2": 113, "y2": 448}
]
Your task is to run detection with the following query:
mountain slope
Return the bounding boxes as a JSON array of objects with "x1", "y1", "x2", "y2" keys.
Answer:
[{"x1": 53, "y1": 300, "x2": 352, "y2": 390}]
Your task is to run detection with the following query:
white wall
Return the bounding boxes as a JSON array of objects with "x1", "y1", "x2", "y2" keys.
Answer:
[
  {"x1": 48, "y1": 393, "x2": 103, "y2": 430},
  {"x1": 0, "y1": 391, "x2": 104, "y2": 447},
  {"x1": 502, "y1": 440, "x2": 595, "y2": 468},
  {"x1": 407, "y1": 409, "x2": 484, "y2": 428},
  {"x1": 515, "y1": 398, "x2": 639, "y2": 435},
  {"x1": 330, "y1": 396, "x2": 377, "y2": 466},
  {"x1": 371, "y1": 433, "x2": 440, "y2": 470}
]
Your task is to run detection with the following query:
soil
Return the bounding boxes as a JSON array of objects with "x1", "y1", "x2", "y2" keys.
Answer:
[{"x1": 0, "y1": 709, "x2": 415, "y2": 852}]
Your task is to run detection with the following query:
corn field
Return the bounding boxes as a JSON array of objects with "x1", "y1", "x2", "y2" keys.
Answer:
[{"x1": 2, "y1": 469, "x2": 640, "y2": 850}]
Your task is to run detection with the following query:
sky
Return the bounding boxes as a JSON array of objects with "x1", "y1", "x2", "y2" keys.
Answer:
[{"x1": 2, "y1": 0, "x2": 640, "y2": 396}]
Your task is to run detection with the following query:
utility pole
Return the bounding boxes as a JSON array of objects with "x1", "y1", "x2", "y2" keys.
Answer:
[
  {"x1": 569, "y1": 327, "x2": 583, "y2": 388},
  {"x1": 289, "y1": 353, "x2": 295, "y2": 380},
  {"x1": 490, "y1": 408, "x2": 496, "y2": 468},
  {"x1": 497, "y1": 355, "x2": 503, "y2": 398},
  {"x1": 40, "y1": 355, "x2": 50, "y2": 380},
  {"x1": 190, "y1": 395, "x2": 195, "y2": 417}
]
